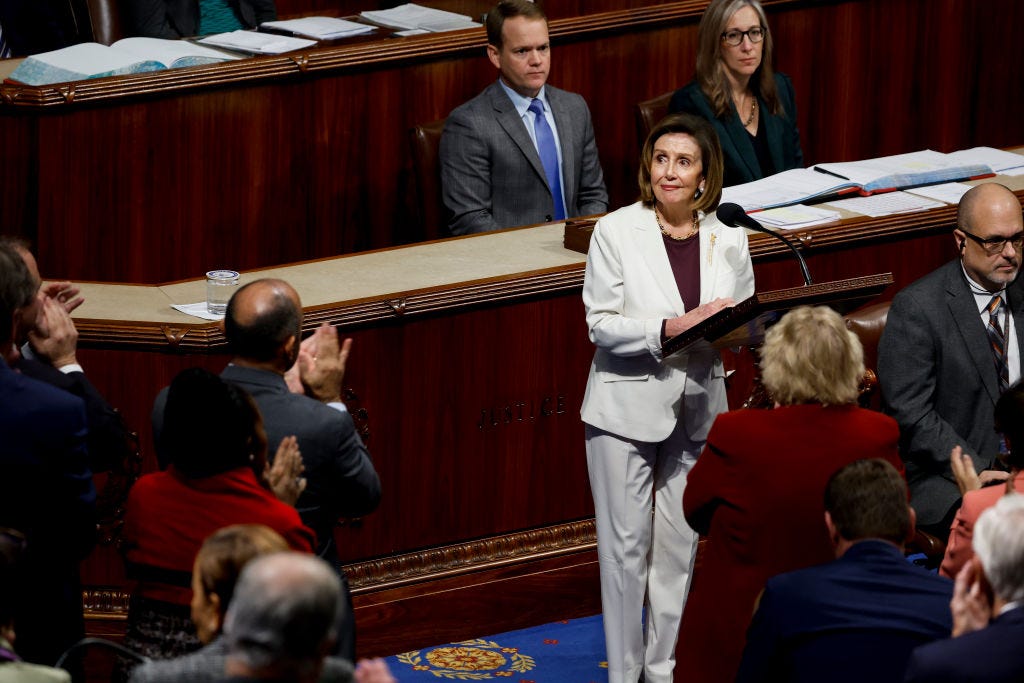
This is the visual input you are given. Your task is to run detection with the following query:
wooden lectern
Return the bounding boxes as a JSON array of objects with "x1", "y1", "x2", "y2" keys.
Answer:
[{"x1": 663, "y1": 273, "x2": 895, "y2": 356}]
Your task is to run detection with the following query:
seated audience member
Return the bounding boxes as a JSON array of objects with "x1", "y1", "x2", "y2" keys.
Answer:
[
  {"x1": 904, "y1": 494, "x2": 1024, "y2": 682},
  {"x1": 221, "y1": 553, "x2": 396, "y2": 683},
  {"x1": 878, "y1": 183, "x2": 1022, "y2": 541},
  {"x1": 124, "y1": 0, "x2": 276, "y2": 39},
  {"x1": 129, "y1": 524, "x2": 381, "y2": 683},
  {"x1": 1, "y1": 236, "x2": 131, "y2": 473},
  {"x1": 940, "y1": 380, "x2": 1024, "y2": 578},
  {"x1": 121, "y1": 368, "x2": 313, "y2": 668},
  {"x1": 0, "y1": 243, "x2": 96, "y2": 670},
  {"x1": 675, "y1": 306, "x2": 904, "y2": 683},
  {"x1": 0, "y1": 528, "x2": 72, "y2": 683},
  {"x1": 439, "y1": 0, "x2": 608, "y2": 235},
  {"x1": 736, "y1": 459, "x2": 953, "y2": 683},
  {"x1": 668, "y1": 0, "x2": 803, "y2": 187}
]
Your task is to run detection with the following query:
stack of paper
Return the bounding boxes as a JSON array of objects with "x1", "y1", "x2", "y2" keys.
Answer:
[
  {"x1": 813, "y1": 150, "x2": 993, "y2": 194},
  {"x1": 8, "y1": 38, "x2": 238, "y2": 86},
  {"x1": 720, "y1": 168, "x2": 860, "y2": 212},
  {"x1": 827, "y1": 191, "x2": 944, "y2": 218},
  {"x1": 360, "y1": 4, "x2": 480, "y2": 32},
  {"x1": 261, "y1": 17, "x2": 375, "y2": 40},
  {"x1": 904, "y1": 182, "x2": 973, "y2": 204},
  {"x1": 199, "y1": 30, "x2": 316, "y2": 55},
  {"x1": 947, "y1": 147, "x2": 1024, "y2": 176},
  {"x1": 754, "y1": 204, "x2": 842, "y2": 230}
]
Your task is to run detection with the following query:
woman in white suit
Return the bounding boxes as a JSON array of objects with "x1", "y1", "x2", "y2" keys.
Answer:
[{"x1": 581, "y1": 113, "x2": 755, "y2": 683}]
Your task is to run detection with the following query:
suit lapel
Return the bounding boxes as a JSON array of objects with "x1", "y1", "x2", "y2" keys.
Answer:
[
  {"x1": 488, "y1": 83, "x2": 549, "y2": 188},
  {"x1": 761, "y1": 101, "x2": 787, "y2": 174},
  {"x1": 632, "y1": 210, "x2": 684, "y2": 315},
  {"x1": 721, "y1": 103, "x2": 761, "y2": 180},
  {"x1": 698, "y1": 219, "x2": 721, "y2": 304},
  {"x1": 548, "y1": 87, "x2": 576, "y2": 212},
  {"x1": 946, "y1": 267, "x2": 1001, "y2": 403}
]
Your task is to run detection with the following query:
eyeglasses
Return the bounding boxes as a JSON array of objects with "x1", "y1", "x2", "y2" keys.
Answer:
[
  {"x1": 721, "y1": 27, "x2": 765, "y2": 46},
  {"x1": 959, "y1": 227, "x2": 1024, "y2": 255}
]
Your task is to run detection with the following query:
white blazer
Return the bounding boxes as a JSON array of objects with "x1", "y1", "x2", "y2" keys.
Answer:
[{"x1": 580, "y1": 201, "x2": 755, "y2": 443}]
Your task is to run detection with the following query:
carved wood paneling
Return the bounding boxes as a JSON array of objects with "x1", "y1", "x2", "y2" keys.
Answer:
[{"x1": 2, "y1": 0, "x2": 1020, "y2": 283}]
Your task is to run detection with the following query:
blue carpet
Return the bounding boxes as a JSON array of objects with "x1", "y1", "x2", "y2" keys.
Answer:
[{"x1": 386, "y1": 615, "x2": 608, "y2": 682}]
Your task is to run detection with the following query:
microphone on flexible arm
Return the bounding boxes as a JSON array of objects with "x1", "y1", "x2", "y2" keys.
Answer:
[{"x1": 716, "y1": 202, "x2": 813, "y2": 286}]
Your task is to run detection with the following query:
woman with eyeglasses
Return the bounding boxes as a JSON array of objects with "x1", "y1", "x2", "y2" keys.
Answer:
[{"x1": 669, "y1": 0, "x2": 803, "y2": 187}]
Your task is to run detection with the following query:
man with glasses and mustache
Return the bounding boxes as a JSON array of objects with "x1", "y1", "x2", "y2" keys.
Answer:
[{"x1": 879, "y1": 182, "x2": 1023, "y2": 542}]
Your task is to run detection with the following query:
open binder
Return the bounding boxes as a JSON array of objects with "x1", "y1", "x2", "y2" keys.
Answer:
[{"x1": 662, "y1": 273, "x2": 894, "y2": 357}]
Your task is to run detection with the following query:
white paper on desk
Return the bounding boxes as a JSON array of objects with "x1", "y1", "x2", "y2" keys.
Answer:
[
  {"x1": 360, "y1": 4, "x2": 479, "y2": 32},
  {"x1": 198, "y1": 30, "x2": 315, "y2": 54},
  {"x1": 904, "y1": 182, "x2": 972, "y2": 204},
  {"x1": 172, "y1": 302, "x2": 224, "y2": 321},
  {"x1": 260, "y1": 17, "x2": 375, "y2": 39},
  {"x1": 755, "y1": 204, "x2": 842, "y2": 230},
  {"x1": 720, "y1": 168, "x2": 857, "y2": 212},
  {"x1": 947, "y1": 147, "x2": 1024, "y2": 176},
  {"x1": 828, "y1": 191, "x2": 944, "y2": 218}
]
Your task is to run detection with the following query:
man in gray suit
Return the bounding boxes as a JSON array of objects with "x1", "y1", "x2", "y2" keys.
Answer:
[
  {"x1": 439, "y1": 0, "x2": 608, "y2": 235},
  {"x1": 878, "y1": 182, "x2": 1023, "y2": 539},
  {"x1": 153, "y1": 278, "x2": 380, "y2": 660}
]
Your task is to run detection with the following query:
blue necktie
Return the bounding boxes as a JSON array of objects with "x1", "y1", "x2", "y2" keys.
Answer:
[{"x1": 528, "y1": 98, "x2": 565, "y2": 221}]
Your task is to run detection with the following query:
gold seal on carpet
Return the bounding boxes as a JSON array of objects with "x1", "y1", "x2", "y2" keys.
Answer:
[{"x1": 397, "y1": 638, "x2": 537, "y2": 679}]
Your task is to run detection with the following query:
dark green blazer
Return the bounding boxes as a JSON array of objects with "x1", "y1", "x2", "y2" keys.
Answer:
[{"x1": 669, "y1": 72, "x2": 803, "y2": 187}]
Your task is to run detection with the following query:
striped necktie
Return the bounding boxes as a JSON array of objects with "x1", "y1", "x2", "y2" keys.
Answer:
[
  {"x1": 987, "y1": 294, "x2": 1009, "y2": 394},
  {"x1": 0, "y1": 21, "x2": 11, "y2": 59},
  {"x1": 528, "y1": 98, "x2": 566, "y2": 221}
]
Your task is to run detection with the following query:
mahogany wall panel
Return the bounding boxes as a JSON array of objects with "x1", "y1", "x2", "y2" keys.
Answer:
[{"x1": 4, "y1": 0, "x2": 1021, "y2": 284}]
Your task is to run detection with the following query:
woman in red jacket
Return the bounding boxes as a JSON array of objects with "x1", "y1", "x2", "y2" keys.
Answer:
[
  {"x1": 673, "y1": 306, "x2": 905, "y2": 683},
  {"x1": 120, "y1": 368, "x2": 313, "y2": 672}
]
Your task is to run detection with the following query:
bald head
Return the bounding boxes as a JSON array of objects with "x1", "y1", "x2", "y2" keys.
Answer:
[
  {"x1": 954, "y1": 183, "x2": 1023, "y2": 293},
  {"x1": 958, "y1": 183, "x2": 1022, "y2": 233},
  {"x1": 224, "y1": 279, "x2": 302, "y2": 368}
]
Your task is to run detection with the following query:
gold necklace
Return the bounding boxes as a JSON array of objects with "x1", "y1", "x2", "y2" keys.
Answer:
[
  {"x1": 735, "y1": 91, "x2": 757, "y2": 127},
  {"x1": 745, "y1": 97, "x2": 758, "y2": 127},
  {"x1": 655, "y1": 208, "x2": 700, "y2": 241}
]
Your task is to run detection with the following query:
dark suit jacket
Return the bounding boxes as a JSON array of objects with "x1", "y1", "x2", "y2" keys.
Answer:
[
  {"x1": 153, "y1": 365, "x2": 381, "y2": 557},
  {"x1": 669, "y1": 72, "x2": 803, "y2": 187},
  {"x1": 440, "y1": 81, "x2": 608, "y2": 235},
  {"x1": 0, "y1": 0, "x2": 83, "y2": 57},
  {"x1": 737, "y1": 541, "x2": 953, "y2": 683},
  {"x1": 124, "y1": 0, "x2": 276, "y2": 39},
  {"x1": 878, "y1": 259, "x2": 1024, "y2": 525},
  {"x1": 0, "y1": 358, "x2": 96, "y2": 667},
  {"x1": 14, "y1": 355, "x2": 130, "y2": 473},
  {"x1": 674, "y1": 404, "x2": 903, "y2": 683},
  {"x1": 904, "y1": 607, "x2": 1024, "y2": 683},
  {"x1": 128, "y1": 635, "x2": 355, "y2": 683}
]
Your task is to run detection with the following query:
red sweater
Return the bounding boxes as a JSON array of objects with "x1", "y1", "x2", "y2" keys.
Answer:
[{"x1": 122, "y1": 466, "x2": 316, "y2": 605}]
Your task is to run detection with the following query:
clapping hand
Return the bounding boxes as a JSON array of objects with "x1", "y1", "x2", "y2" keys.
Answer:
[{"x1": 265, "y1": 435, "x2": 306, "y2": 506}]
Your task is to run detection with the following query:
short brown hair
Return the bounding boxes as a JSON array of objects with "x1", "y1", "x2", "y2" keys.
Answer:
[
  {"x1": 761, "y1": 306, "x2": 864, "y2": 406},
  {"x1": 638, "y1": 113, "x2": 723, "y2": 214},
  {"x1": 825, "y1": 459, "x2": 910, "y2": 546},
  {"x1": 486, "y1": 0, "x2": 547, "y2": 47},
  {"x1": 194, "y1": 524, "x2": 290, "y2": 610}
]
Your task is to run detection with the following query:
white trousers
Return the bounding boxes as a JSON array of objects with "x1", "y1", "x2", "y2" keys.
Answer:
[{"x1": 586, "y1": 421, "x2": 700, "y2": 683}]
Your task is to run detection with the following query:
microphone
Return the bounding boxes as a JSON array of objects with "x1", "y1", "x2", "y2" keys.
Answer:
[{"x1": 716, "y1": 202, "x2": 813, "y2": 286}]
